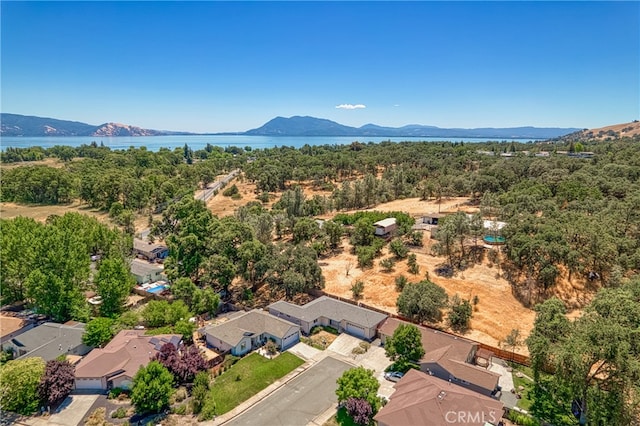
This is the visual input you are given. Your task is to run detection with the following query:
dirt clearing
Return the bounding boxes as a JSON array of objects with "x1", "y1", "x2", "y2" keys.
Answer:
[{"x1": 0, "y1": 201, "x2": 110, "y2": 223}]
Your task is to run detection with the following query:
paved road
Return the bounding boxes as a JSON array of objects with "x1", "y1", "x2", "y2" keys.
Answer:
[
  {"x1": 223, "y1": 356, "x2": 352, "y2": 426},
  {"x1": 138, "y1": 169, "x2": 240, "y2": 239},
  {"x1": 196, "y1": 169, "x2": 240, "y2": 202}
]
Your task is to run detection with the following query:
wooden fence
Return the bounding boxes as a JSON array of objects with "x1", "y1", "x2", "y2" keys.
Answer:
[{"x1": 315, "y1": 290, "x2": 531, "y2": 366}]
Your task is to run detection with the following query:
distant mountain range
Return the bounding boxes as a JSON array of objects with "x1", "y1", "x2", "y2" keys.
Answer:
[
  {"x1": 245, "y1": 116, "x2": 581, "y2": 139},
  {"x1": 1, "y1": 113, "x2": 581, "y2": 139},
  {"x1": 0, "y1": 113, "x2": 189, "y2": 137}
]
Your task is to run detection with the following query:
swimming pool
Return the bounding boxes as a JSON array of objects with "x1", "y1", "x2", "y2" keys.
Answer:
[
  {"x1": 483, "y1": 235, "x2": 506, "y2": 244},
  {"x1": 147, "y1": 284, "x2": 169, "y2": 294}
]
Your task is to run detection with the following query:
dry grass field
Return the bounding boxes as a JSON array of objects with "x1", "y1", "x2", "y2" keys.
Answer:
[{"x1": 2, "y1": 170, "x2": 553, "y2": 355}]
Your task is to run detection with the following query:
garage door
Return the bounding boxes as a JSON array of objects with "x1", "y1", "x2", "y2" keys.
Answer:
[
  {"x1": 345, "y1": 323, "x2": 366, "y2": 339},
  {"x1": 75, "y1": 378, "x2": 103, "y2": 390}
]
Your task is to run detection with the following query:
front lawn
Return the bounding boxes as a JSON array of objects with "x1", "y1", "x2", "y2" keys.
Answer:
[
  {"x1": 209, "y1": 352, "x2": 304, "y2": 415},
  {"x1": 323, "y1": 407, "x2": 358, "y2": 426}
]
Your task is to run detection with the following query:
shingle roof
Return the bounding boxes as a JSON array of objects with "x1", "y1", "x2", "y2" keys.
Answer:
[
  {"x1": 269, "y1": 296, "x2": 388, "y2": 328},
  {"x1": 374, "y1": 369, "x2": 504, "y2": 426},
  {"x1": 11, "y1": 322, "x2": 91, "y2": 361},
  {"x1": 130, "y1": 259, "x2": 164, "y2": 276},
  {"x1": 202, "y1": 310, "x2": 299, "y2": 348},
  {"x1": 380, "y1": 318, "x2": 498, "y2": 391},
  {"x1": 133, "y1": 239, "x2": 169, "y2": 255},
  {"x1": 75, "y1": 330, "x2": 181, "y2": 381}
]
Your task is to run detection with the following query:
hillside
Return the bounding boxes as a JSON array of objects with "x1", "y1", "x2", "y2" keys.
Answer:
[
  {"x1": 0, "y1": 113, "x2": 188, "y2": 137},
  {"x1": 557, "y1": 120, "x2": 640, "y2": 142},
  {"x1": 245, "y1": 116, "x2": 580, "y2": 139}
]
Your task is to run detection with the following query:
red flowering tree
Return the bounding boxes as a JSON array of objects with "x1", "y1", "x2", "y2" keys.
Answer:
[
  {"x1": 38, "y1": 359, "x2": 75, "y2": 407},
  {"x1": 153, "y1": 343, "x2": 207, "y2": 383}
]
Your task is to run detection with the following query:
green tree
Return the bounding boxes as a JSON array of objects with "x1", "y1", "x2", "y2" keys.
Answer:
[
  {"x1": 389, "y1": 239, "x2": 409, "y2": 259},
  {"x1": 83, "y1": 317, "x2": 115, "y2": 347},
  {"x1": 323, "y1": 220, "x2": 344, "y2": 250},
  {"x1": 502, "y1": 329, "x2": 522, "y2": 362},
  {"x1": 131, "y1": 361, "x2": 175, "y2": 414},
  {"x1": 447, "y1": 294, "x2": 473, "y2": 332},
  {"x1": 292, "y1": 217, "x2": 320, "y2": 243},
  {"x1": 385, "y1": 324, "x2": 425, "y2": 370},
  {"x1": 351, "y1": 280, "x2": 365, "y2": 300},
  {"x1": 397, "y1": 280, "x2": 448, "y2": 323},
  {"x1": 95, "y1": 258, "x2": 134, "y2": 318},
  {"x1": 201, "y1": 254, "x2": 237, "y2": 292},
  {"x1": 407, "y1": 253, "x2": 419, "y2": 275},
  {"x1": 191, "y1": 371, "x2": 210, "y2": 415},
  {"x1": 0, "y1": 357, "x2": 45, "y2": 415},
  {"x1": 171, "y1": 277, "x2": 199, "y2": 309},
  {"x1": 525, "y1": 297, "x2": 571, "y2": 380},
  {"x1": 336, "y1": 367, "x2": 381, "y2": 414}
]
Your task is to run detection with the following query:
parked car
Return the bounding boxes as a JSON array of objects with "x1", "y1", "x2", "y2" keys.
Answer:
[{"x1": 384, "y1": 371, "x2": 404, "y2": 382}]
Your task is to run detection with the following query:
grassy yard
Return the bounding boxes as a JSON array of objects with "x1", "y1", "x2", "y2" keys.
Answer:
[
  {"x1": 323, "y1": 407, "x2": 358, "y2": 426},
  {"x1": 510, "y1": 363, "x2": 535, "y2": 412},
  {"x1": 209, "y1": 352, "x2": 305, "y2": 415}
]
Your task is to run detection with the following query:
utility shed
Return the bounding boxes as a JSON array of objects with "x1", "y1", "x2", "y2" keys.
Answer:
[{"x1": 373, "y1": 218, "x2": 397, "y2": 236}]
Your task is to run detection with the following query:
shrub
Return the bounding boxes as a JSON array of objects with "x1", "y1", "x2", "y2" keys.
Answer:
[
  {"x1": 395, "y1": 275, "x2": 408, "y2": 292},
  {"x1": 198, "y1": 393, "x2": 217, "y2": 421},
  {"x1": 351, "y1": 280, "x2": 365, "y2": 300},
  {"x1": 222, "y1": 184, "x2": 239, "y2": 197},
  {"x1": 111, "y1": 407, "x2": 128, "y2": 419},
  {"x1": 171, "y1": 404, "x2": 187, "y2": 415},
  {"x1": 265, "y1": 340, "x2": 278, "y2": 355},
  {"x1": 379, "y1": 257, "x2": 395, "y2": 272}
]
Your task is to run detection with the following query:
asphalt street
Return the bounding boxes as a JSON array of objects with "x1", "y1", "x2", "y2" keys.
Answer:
[{"x1": 223, "y1": 356, "x2": 352, "y2": 426}]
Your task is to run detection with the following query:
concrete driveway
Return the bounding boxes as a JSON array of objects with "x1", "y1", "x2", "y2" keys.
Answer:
[
  {"x1": 222, "y1": 356, "x2": 352, "y2": 426},
  {"x1": 23, "y1": 394, "x2": 100, "y2": 426}
]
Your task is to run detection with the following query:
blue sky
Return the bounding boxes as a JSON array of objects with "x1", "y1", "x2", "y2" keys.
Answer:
[{"x1": 2, "y1": 1, "x2": 638, "y2": 133}]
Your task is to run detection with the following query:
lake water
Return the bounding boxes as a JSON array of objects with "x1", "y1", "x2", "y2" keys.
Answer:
[{"x1": 0, "y1": 135, "x2": 539, "y2": 152}]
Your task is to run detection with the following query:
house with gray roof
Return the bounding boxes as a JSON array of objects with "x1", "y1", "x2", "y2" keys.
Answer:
[
  {"x1": 268, "y1": 296, "x2": 388, "y2": 340},
  {"x1": 2, "y1": 321, "x2": 92, "y2": 361},
  {"x1": 200, "y1": 310, "x2": 300, "y2": 357},
  {"x1": 130, "y1": 258, "x2": 166, "y2": 284},
  {"x1": 133, "y1": 238, "x2": 169, "y2": 262}
]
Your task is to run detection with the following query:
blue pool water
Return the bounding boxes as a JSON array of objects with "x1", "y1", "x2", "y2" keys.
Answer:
[
  {"x1": 147, "y1": 285, "x2": 169, "y2": 294},
  {"x1": 483, "y1": 235, "x2": 506, "y2": 244}
]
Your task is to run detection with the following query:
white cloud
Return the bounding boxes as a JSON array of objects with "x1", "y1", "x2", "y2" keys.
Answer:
[
  {"x1": 335, "y1": 104, "x2": 366, "y2": 110},
  {"x1": 393, "y1": 104, "x2": 400, "y2": 107}
]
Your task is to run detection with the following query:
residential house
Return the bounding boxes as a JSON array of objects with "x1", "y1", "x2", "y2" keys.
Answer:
[
  {"x1": 200, "y1": 310, "x2": 300, "y2": 357},
  {"x1": 374, "y1": 369, "x2": 505, "y2": 426},
  {"x1": 373, "y1": 218, "x2": 397, "y2": 237},
  {"x1": 133, "y1": 238, "x2": 169, "y2": 262},
  {"x1": 130, "y1": 258, "x2": 166, "y2": 284},
  {"x1": 379, "y1": 318, "x2": 501, "y2": 397},
  {"x1": 268, "y1": 296, "x2": 388, "y2": 340},
  {"x1": 0, "y1": 313, "x2": 35, "y2": 346},
  {"x1": 74, "y1": 330, "x2": 181, "y2": 391},
  {"x1": 2, "y1": 321, "x2": 92, "y2": 361}
]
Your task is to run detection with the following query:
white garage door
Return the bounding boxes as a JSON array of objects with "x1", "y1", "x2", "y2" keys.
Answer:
[
  {"x1": 75, "y1": 378, "x2": 103, "y2": 390},
  {"x1": 345, "y1": 323, "x2": 366, "y2": 339}
]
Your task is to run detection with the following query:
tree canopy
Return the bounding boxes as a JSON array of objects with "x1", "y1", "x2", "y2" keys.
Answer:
[
  {"x1": 397, "y1": 280, "x2": 448, "y2": 323},
  {"x1": 131, "y1": 361, "x2": 175, "y2": 414}
]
